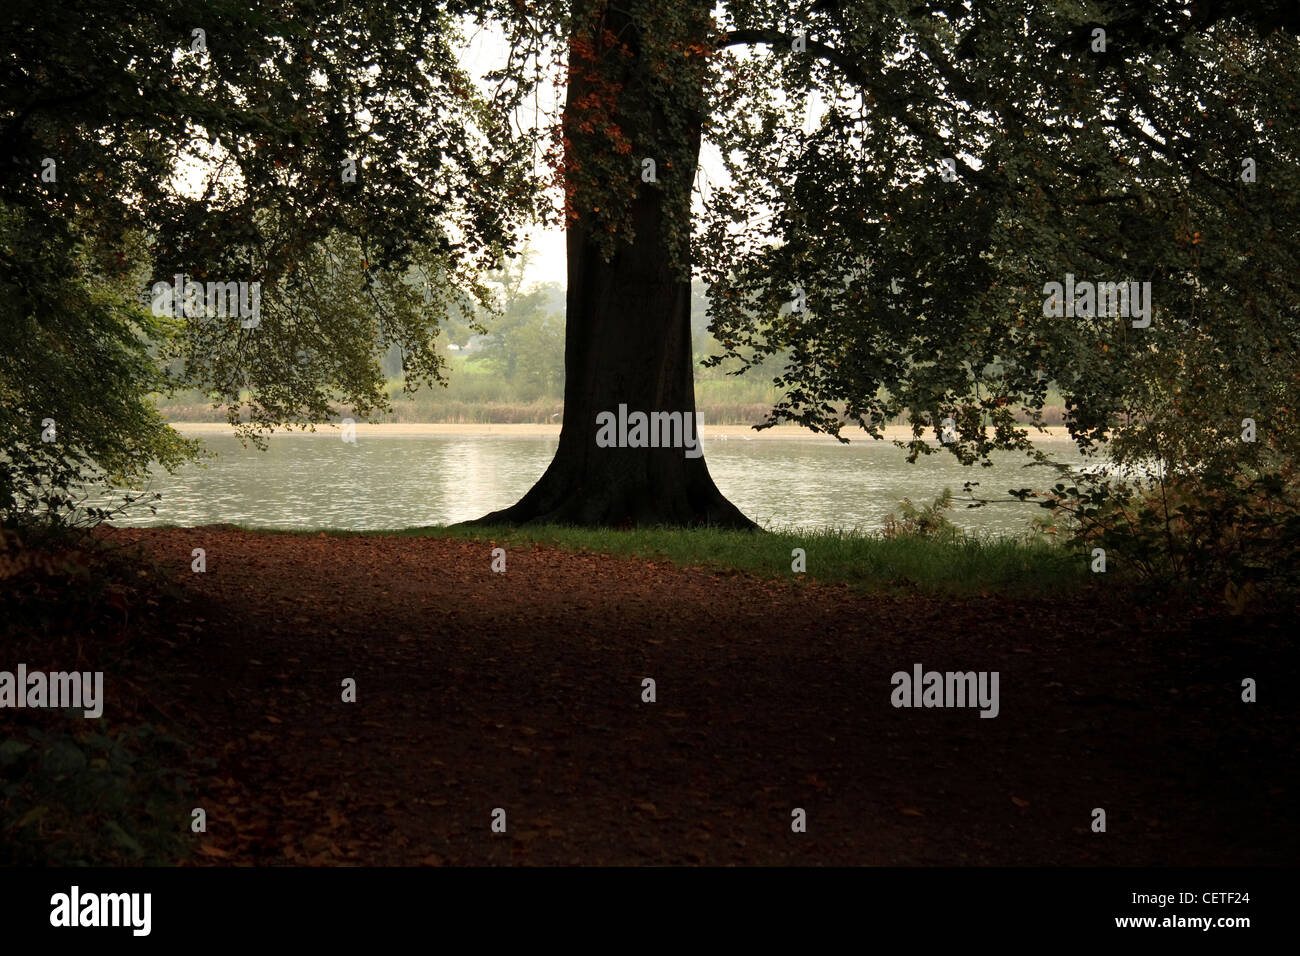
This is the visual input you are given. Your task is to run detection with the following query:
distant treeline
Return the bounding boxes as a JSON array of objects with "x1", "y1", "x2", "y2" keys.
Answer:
[
  {"x1": 155, "y1": 392, "x2": 1068, "y2": 428},
  {"x1": 151, "y1": 279, "x2": 1069, "y2": 426}
]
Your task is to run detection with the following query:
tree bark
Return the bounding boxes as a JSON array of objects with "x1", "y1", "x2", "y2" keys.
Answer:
[{"x1": 464, "y1": 3, "x2": 758, "y2": 530}]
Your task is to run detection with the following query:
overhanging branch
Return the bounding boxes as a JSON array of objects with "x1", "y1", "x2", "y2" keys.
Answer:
[{"x1": 718, "y1": 28, "x2": 999, "y2": 191}]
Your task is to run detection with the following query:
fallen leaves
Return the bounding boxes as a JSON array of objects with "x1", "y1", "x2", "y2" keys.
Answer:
[{"x1": 60, "y1": 525, "x2": 1297, "y2": 867}]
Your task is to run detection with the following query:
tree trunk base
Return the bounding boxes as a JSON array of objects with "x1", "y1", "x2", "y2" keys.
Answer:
[{"x1": 458, "y1": 450, "x2": 760, "y2": 531}]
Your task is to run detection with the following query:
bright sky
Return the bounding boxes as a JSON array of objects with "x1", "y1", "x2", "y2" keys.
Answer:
[{"x1": 459, "y1": 22, "x2": 567, "y2": 287}]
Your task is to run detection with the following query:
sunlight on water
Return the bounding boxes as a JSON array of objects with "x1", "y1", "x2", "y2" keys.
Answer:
[{"x1": 103, "y1": 432, "x2": 1094, "y2": 535}]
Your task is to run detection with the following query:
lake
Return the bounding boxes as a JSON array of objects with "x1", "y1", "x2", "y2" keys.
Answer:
[{"x1": 105, "y1": 426, "x2": 1091, "y2": 535}]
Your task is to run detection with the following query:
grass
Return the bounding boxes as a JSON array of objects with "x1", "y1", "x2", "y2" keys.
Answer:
[
  {"x1": 353, "y1": 523, "x2": 1092, "y2": 598},
  {"x1": 129, "y1": 471, "x2": 1094, "y2": 597}
]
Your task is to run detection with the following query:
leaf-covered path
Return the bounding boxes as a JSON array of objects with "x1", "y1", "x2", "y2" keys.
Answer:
[{"x1": 99, "y1": 527, "x2": 1295, "y2": 866}]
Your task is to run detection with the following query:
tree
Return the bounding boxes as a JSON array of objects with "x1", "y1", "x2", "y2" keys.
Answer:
[
  {"x1": 6, "y1": 2, "x2": 1299, "y2": 533},
  {"x1": 466, "y1": 0, "x2": 755, "y2": 525},
  {"x1": 0, "y1": 203, "x2": 195, "y2": 525},
  {"x1": 467, "y1": 0, "x2": 1300, "y2": 527},
  {"x1": 1, "y1": 0, "x2": 535, "y2": 518},
  {"x1": 469, "y1": 282, "x2": 566, "y2": 399}
]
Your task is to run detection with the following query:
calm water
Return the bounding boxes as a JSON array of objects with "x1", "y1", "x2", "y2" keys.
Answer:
[{"x1": 106, "y1": 432, "x2": 1089, "y2": 535}]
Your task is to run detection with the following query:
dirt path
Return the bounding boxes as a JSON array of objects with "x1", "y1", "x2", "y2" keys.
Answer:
[{"x1": 97, "y1": 527, "x2": 1296, "y2": 865}]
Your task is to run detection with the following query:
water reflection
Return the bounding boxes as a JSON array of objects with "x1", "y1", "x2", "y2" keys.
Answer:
[{"x1": 106, "y1": 432, "x2": 1087, "y2": 535}]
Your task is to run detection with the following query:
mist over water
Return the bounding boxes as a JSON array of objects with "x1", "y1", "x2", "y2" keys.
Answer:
[{"x1": 105, "y1": 432, "x2": 1090, "y2": 535}]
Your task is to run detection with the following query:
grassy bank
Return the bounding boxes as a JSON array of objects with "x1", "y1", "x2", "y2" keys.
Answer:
[{"x1": 266, "y1": 523, "x2": 1093, "y2": 598}]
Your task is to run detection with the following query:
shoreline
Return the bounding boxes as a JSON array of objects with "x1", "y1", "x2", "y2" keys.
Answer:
[{"x1": 169, "y1": 421, "x2": 1080, "y2": 442}]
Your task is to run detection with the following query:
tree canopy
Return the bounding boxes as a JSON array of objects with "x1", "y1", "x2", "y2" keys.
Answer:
[
  {"x1": 690, "y1": 3, "x2": 1300, "y2": 465},
  {"x1": 4, "y1": 1, "x2": 1299, "y2": 539},
  {"x1": 1, "y1": 0, "x2": 537, "y2": 519}
]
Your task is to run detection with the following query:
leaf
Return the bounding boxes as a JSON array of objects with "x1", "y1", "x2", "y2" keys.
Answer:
[
  {"x1": 198, "y1": 843, "x2": 231, "y2": 858},
  {"x1": 0, "y1": 739, "x2": 31, "y2": 764},
  {"x1": 105, "y1": 820, "x2": 144, "y2": 856},
  {"x1": 1011, "y1": 796, "x2": 1030, "y2": 808},
  {"x1": 18, "y1": 805, "x2": 49, "y2": 827}
]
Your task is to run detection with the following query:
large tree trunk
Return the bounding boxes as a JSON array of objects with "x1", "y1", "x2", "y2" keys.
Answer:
[{"x1": 465, "y1": 3, "x2": 757, "y2": 530}]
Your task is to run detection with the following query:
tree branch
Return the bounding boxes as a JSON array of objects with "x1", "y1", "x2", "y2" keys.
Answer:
[{"x1": 718, "y1": 28, "x2": 1000, "y2": 191}]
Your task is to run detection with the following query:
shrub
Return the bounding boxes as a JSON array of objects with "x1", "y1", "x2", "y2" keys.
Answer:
[
  {"x1": 881, "y1": 488, "x2": 964, "y2": 542},
  {"x1": 0, "y1": 725, "x2": 197, "y2": 866}
]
